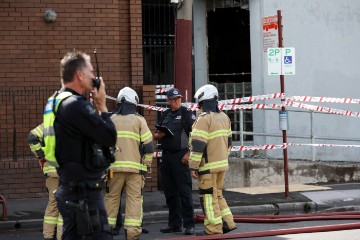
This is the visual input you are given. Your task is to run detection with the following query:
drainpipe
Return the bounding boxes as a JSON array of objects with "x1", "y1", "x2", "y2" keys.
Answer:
[{"x1": 174, "y1": 0, "x2": 193, "y2": 102}]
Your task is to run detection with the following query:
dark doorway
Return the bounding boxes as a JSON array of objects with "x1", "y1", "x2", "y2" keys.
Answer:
[{"x1": 207, "y1": 8, "x2": 251, "y2": 84}]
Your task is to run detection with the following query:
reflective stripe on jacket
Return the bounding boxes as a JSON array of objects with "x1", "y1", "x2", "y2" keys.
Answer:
[
  {"x1": 189, "y1": 111, "x2": 231, "y2": 174},
  {"x1": 28, "y1": 123, "x2": 58, "y2": 177},
  {"x1": 42, "y1": 91, "x2": 73, "y2": 168},
  {"x1": 110, "y1": 114, "x2": 154, "y2": 174}
]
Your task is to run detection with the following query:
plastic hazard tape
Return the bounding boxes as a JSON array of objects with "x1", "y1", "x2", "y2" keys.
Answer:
[
  {"x1": 153, "y1": 143, "x2": 360, "y2": 157},
  {"x1": 155, "y1": 87, "x2": 173, "y2": 94},
  {"x1": 138, "y1": 104, "x2": 167, "y2": 112},
  {"x1": 286, "y1": 96, "x2": 360, "y2": 104},
  {"x1": 230, "y1": 144, "x2": 287, "y2": 151},
  {"x1": 219, "y1": 93, "x2": 284, "y2": 104},
  {"x1": 285, "y1": 101, "x2": 360, "y2": 118},
  {"x1": 287, "y1": 143, "x2": 360, "y2": 148}
]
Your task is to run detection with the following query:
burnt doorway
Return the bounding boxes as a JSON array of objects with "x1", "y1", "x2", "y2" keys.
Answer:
[
  {"x1": 207, "y1": 6, "x2": 253, "y2": 142},
  {"x1": 207, "y1": 7, "x2": 251, "y2": 84}
]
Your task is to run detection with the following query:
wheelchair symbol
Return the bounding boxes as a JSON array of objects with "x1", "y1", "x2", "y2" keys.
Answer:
[{"x1": 284, "y1": 56, "x2": 292, "y2": 64}]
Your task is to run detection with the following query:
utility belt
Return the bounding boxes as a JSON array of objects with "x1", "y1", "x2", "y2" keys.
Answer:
[{"x1": 60, "y1": 180, "x2": 105, "y2": 192}]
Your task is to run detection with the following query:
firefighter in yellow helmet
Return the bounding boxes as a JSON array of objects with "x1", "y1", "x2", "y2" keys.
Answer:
[
  {"x1": 104, "y1": 87, "x2": 154, "y2": 240},
  {"x1": 189, "y1": 84, "x2": 237, "y2": 236},
  {"x1": 28, "y1": 123, "x2": 62, "y2": 240}
]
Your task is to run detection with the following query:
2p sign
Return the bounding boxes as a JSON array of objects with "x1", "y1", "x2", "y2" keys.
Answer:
[{"x1": 267, "y1": 47, "x2": 296, "y2": 75}]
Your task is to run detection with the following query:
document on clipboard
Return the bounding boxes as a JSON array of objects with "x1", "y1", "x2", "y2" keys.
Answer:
[{"x1": 155, "y1": 125, "x2": 174, "y2": 136}]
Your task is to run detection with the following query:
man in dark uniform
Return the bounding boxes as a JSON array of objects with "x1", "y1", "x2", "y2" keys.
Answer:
[
  {"x1": 154, "y1": 88, "x2": 196, "y2": 235},
  {"x1": 45, "y1": 51, "x2": 117, "y2": 240}
]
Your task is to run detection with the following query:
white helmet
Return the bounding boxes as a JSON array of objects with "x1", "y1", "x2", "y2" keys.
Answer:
[
  {"x1": 194, "y1": 84, "x2": 218, "y2": 102},
  {"x1": 117, "y1": 87, "x2": 139, "y2": 106}
]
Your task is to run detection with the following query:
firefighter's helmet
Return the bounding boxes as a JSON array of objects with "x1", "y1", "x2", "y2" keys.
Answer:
[
  {"x1": 194, "y1": 84, "x2": 218, "y2": 102},
  {"x1": 117, "y1": 87, "x2": 139, "y2": 106}
]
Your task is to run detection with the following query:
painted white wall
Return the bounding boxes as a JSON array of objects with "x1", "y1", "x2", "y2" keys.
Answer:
[{"x1": 250, "y1": 0, "x2": 360, "y2": 162}]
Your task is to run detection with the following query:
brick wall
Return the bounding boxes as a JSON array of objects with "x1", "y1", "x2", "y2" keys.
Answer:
[
  {"x1": 0, "y1": 0, "x2": 136, "y2": 90},
  {"x1": 0, "y1": 159, "x2": 47, "y2": 199},
  {"x1": 0, "y1": 1, "x2": 163, "y2": 200},
  {"x1": 142, "y1": 85, "x2": 159, "y2": 192}
]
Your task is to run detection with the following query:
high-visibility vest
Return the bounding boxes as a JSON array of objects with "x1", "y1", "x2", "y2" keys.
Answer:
[{"x1": 42, "y1": 91, "x2": 73, "y2": 168}]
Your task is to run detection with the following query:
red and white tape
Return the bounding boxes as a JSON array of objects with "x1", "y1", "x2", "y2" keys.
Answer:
[
  {"x1": 152, "y1": 142, "x2": 360, "y2": 157},
  {"x1": 287, "y1": 143, "x2": 360, "y2": 148},
  {"x1": 285, "y1": 101, "x2": 360, "y2": 118},
  {"x1": 219, "y1": 93, "x2": 284, "y2": 104},
  {"x1": 286, "y1": 96, "x2": 360, "y2": 104}
]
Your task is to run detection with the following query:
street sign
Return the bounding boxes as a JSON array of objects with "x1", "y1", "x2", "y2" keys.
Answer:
[
  {"x1": 267, "y1": 48, "x2": 282, "y2": 75},
  {"x1": 262, "y1": 15, "x2": 278, "y2": 52},
  {"x1": 267, "y1": 47, "x2": 296, "y2": 75},
  {"x1": 282, "y1": 47, "x2": 295, "y2": 75}
]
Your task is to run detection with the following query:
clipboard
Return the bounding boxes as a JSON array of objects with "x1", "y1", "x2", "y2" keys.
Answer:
[{"x1": 155, "y1": 125, "x2": 174, "y2": 136}]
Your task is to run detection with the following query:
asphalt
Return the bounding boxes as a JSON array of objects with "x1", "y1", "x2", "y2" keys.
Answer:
[{"x1": 0, "y1": 182, "x2": 360, "y2": 231}]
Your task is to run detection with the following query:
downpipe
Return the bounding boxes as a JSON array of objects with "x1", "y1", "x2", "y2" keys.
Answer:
[{"x1": 165, "y1": 212, "x2": 360, "y2": 240}]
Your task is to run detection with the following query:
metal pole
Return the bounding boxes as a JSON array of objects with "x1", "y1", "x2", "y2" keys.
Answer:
[
  {"x1": 240, "y1": 110, "x2": 244, "y2": 159},
  {"x1": 311, "y1": 111, "x2": 316, "y2": 161},
  {"x1": 278, "y1": 10, "x2": 289, "y2": 199}
]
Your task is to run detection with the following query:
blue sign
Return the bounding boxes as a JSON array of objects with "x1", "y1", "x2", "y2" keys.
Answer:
[{"x1": 284, "y1": 56, "x2": 292, "y2": 64}]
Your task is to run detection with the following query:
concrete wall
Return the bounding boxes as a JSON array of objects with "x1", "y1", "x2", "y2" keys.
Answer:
[
  {"x1": 192, "y1": 158, "x2": 360, "y2": 190},
  {"x1": 250, "y1": 0, "x2": 360, "y2": 162}
]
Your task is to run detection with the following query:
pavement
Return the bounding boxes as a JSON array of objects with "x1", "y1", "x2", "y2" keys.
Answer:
[{"x1": 0, "y1": 182, "x2": 359, "y2": 231}]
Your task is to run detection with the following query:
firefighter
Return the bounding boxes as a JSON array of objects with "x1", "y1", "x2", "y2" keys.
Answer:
[
  {"x1": 104, "y1": 87, "x2": 154, "y2": 240},
  {"x1": 44, "y1": 51, "x2": 117, "y2": 240},
  {"x1": 189, "y1": 84, "x2": 237, "y2": 236},
  {"x1": 28, "y1": 123, "x2": 62, "y2": 240}
]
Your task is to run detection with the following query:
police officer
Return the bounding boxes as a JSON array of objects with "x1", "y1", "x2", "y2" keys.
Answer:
[
  {"x1": 189, "y1": 84, "x2": 237, "y2": 236},
  {"x1": 104, "y1": 87, "x2": 154, "y2": 240},
  {"x1": 28, "y1": 123, "x2": 62, "y2": 240},
  {"x1": 43, "y1": 51, "x2": 117, "y2": 240},
  {"x1": 154, "y1": 88, "x2": 196, "y2": 235}
]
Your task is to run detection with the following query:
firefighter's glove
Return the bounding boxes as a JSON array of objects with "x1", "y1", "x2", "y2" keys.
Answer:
[
  {"x1": 39, "y1": 157, "x2": 46, "y2": 170},
  {"x1": 181, "y1": 151, "x2": 190, "y2": 165}
]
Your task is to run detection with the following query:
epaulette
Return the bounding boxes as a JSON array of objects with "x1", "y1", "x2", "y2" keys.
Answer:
[
  {"x1": 199, "y1": 111, "x2": 209, "y2": 116},
  {"x1": 135, "y1": 112, "x2": 144, "y2": 118}
]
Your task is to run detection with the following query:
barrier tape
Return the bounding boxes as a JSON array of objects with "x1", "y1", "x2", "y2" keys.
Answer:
[
  {"x1": 286, "y1": 96, "x2": 360, "y2": 104},
  {"x1": 140, "y1": 100, "x2": 360, "y2": 119},
  {"x1": 287, "y1": 143, "x2": 360, "y2": 148},
  {"x1": 138, "y1": 104, "x2": 167, "y2": 112},
  {"x1": 285, "y1": 101, "x2": 360, "y2": 118},
  {"x1": 219, "y1": 93, "x2": 284, "y2": 104},
  {"x1": 155, "y1": 87, "x2": 174, "y2": 94},
  {"x1": 153, "y1": 143, "x2": 360, "y2": 157}
]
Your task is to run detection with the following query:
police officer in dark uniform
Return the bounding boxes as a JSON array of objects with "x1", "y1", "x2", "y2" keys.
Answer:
[
  {"x1": 154, "y1": 88, "x2": 196, "y2": 235},
  {"x1": 48, "y1": 52, "x2": 117, "y2": 240}
]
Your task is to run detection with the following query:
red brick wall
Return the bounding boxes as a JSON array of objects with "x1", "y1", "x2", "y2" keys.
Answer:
[
  {"x1": 142, "y1": 85, "x2": 158, "y2": 192},
  {"x1": 0, "y1": 0, "x2": 136, "y2": 90},
  {"x1": 0, "y1": 1, "x2": 162, "y2": 200}
]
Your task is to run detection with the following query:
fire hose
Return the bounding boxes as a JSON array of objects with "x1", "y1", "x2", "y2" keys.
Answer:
[{"x1": 165, "y1": 212, "x2": 360, "y2": 240}]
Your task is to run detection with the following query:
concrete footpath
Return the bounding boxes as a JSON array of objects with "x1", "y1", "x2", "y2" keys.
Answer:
[{"x1": 0, "y1": 182, "x2": 359, "y2": 231}]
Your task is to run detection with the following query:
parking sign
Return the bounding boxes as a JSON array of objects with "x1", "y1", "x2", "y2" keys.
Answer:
[{"x1": 267, "y1": 47, "x2": 295, "y2": 75}]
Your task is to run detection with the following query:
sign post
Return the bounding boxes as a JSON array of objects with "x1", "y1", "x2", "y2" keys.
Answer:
[{"x1": 277, "y1": 10, "x2": 290, "y2": 199}]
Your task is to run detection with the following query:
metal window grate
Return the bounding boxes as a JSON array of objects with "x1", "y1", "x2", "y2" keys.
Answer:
[{"x1": 142, "y1": 0, "x2": 175, "y2": 85}]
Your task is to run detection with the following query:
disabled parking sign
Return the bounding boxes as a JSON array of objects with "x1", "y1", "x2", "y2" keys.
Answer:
[
  {"x1": 282, "y1": 48, "x2": 295, "y2": 75},
  {"x1": 267, "y1": 47, "x2": 295, "y2": 75}
]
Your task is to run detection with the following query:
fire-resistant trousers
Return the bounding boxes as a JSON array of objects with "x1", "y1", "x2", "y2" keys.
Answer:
[
  {"x1": 44, "y1": 176, "x2": 62, "y2": 240},
  {"x1": 198, "y1": 171, "x2": 236, "y2": 235},
  {"x1": 105, "y1": 172, "x2": 144, "y2": 240},
  {"x1": 161, "y1": 149, "x2": 195, "y2": 229}
]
